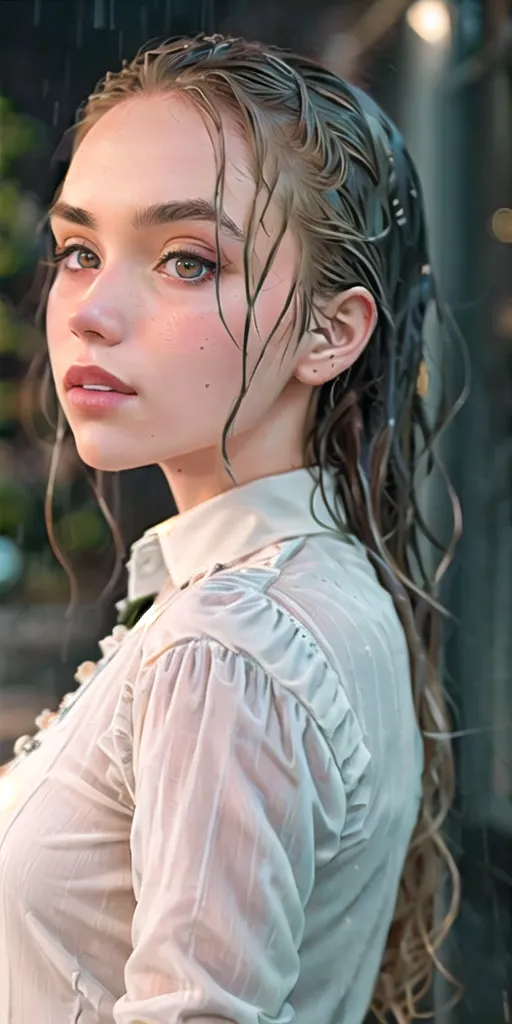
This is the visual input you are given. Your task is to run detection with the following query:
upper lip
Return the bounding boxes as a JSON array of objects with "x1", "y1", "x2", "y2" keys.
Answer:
[{"x1": 63, "y1": 365, "x2": 137, "y2": 394}]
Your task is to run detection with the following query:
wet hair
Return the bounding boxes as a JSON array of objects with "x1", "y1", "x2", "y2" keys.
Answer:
[{"x1": 34, "y1": 33, "x2": 466, "y2": 1021}]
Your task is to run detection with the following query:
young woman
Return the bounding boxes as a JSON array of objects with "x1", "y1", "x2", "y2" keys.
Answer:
[{"x1": 0, "y1": 33, "x2": 460, "y2": 1024}]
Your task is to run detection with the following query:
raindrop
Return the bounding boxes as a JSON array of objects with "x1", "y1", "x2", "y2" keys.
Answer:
[
  {"x1": 64, "y1": 54, "x2": 71, "y2": 96},
  {"x1": 117, "y1": 28, "x2": 124, "y2": 62},
  {"x1": 33, "y1": 0, "x2": 41, "y2": 26},
  {"x1": 140, "y1": 5, "x2": 148, "y2": 40},
  {"x1": 109, "y1": 0, "x2": 116, "y2": 31},
  {"x1": 201, "y1": 0, "x2": 215, "y2": 34},
  {"x1": 93, "y1": 0, "x2": 106, "y2": 30},
  {"x1": 42, "y1": 79, "x2": 50, "y2": 99},
  {"x1": 52, "y1": 101, "x2": 60, "y2": 127},
  {"x1": 76, "y1": 0, "x2": 84, "y2": 48},
  {"x1": 164, "y1": 0, "x2": 172, "y2": 32}
]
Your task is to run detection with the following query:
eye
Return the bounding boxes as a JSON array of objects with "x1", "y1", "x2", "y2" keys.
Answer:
[
  {"x1": 160, "y1": 251, "x2": 216, "y2": 283},
  {"x1": 52, "y1": 245, "x2": 100, "y2": 271}
]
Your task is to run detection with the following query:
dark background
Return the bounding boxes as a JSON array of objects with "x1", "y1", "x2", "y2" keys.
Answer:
[{"x1": 0, "y1": 0, "x2": 511, "y2": 1019}]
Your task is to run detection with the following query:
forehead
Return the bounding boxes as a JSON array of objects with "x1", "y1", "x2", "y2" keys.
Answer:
[{"x1": 64, "y1": 93, "x2": 255, "y2": 217}]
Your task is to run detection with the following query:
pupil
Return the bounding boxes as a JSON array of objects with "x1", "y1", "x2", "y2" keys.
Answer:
[{"x1": 177, "y1": 257, "x2": 201, "y2": 278}]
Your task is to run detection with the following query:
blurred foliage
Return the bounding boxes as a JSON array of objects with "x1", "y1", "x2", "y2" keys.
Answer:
[
  {"x1": 0, "y1": 94, "x2": 99, "y2": 598},
  {"x1": 57, "y1": 507, "x2": 110, "y2": 553},
  {"x1": 0, "y1": 96, "x2": 42, "y2": 278},
  {"x1": 0, "y1": 380, "x2": 18, "y2": 423},
  {"x1": 0, "y1": 293, "x2": 41, "y2": 359},
  {"x1": 0, "y1": 478, "x2": 30, "y2": 535},
  {"x1": 0, "y1": 96, "x2": 38, "y2": 172}
]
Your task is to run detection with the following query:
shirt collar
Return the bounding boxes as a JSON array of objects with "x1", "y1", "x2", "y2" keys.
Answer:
[{"x1": 127, "y1": 467, "x2": 345, "y2": 599}]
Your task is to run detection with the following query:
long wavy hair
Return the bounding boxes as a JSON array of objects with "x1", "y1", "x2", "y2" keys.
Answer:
[{"x1": 32, "y1": 33, "x2": 467, "y2": 1022}]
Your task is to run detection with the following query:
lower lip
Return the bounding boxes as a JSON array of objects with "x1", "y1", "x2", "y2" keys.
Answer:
[{"x1": 66, "y1": 387, "x2": 137, "y2": 411}]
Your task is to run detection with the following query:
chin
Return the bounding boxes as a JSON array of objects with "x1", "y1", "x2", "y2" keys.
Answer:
[{"x1": 73, "y1": 436, "x2": 145, "y2": 474}]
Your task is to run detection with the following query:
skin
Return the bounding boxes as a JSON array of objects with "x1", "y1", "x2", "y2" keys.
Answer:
[{"x1": 46, "y1": 92, "x2": 377, "y2": 512}]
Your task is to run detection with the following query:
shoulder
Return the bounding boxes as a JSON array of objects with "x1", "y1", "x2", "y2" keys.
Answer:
[
  {"x1": 141, "y1": 530, "x2": 394, "y2": 655},
  {"x1": 137, "y1": 535, "x2": 375, "y2": 785},
  {"x1": 140, "y1": 535, "x2": 337, "y2": 705}
]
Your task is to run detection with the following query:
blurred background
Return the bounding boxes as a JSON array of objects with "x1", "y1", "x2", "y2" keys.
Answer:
[{"x1": 0, "y1": 0, "x2": 510, "y2": 1018}]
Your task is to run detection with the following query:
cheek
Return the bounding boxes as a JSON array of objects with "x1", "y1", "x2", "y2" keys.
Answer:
[
  {"x1": 143, "y1": 310, "x2": 243, "y2": 398},
  {"x1": 46, "y1": 277, "x2": 70, "y2": 337},
  {"x1": 147, "y1": 290, "x2": 290, "y2": 396}
]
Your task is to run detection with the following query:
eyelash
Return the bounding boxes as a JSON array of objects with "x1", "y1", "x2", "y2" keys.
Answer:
[{"x1": 48, "y1": 243, "x2": 217, "y2": 285}]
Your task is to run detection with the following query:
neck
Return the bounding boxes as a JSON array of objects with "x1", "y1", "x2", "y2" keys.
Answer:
[{"x1": 159, "y1": 379, "x2": 315, "y2": 512}]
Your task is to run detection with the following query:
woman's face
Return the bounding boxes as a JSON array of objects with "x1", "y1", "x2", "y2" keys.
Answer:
[{"x1": 46, "y1": 92, "x2": 314, "y2": 507}]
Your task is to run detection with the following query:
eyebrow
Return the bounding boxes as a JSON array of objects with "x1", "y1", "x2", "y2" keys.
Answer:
[{"x1": 48, "y1": 198, "x2": 244, "y2": 242}]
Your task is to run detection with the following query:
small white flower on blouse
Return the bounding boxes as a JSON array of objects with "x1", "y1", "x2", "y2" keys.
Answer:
[
  {"x1": 74, "y1": 660, "x2": 98, "y2": 685},
  {"x1": 13, "y1": 734, "x2": 32, "y2": 757},
  {"x1": 98, "y1": 625, "x2": 129, "y2": 659},
  {"x1": 34, "y1": 709, "x2": 57, "y2": 731},
  {"x1": 112, "y1": 625, "x2": 129, "y2": 642},
  {"x1": 59, "y1": 692, "x2": 78, "y2": 710}
]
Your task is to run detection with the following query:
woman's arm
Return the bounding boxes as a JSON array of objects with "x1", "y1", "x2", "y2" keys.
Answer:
[{"x1": 113, "y1": 636, "x2": 347, "y2": 1024}]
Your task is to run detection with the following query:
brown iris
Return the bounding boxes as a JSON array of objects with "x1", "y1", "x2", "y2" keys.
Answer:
[{"x1": 175, "y1": 256, "x2": 204, "y2": 279}]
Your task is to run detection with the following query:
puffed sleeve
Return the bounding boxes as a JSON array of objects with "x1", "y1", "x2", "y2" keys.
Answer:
[{"x1": 112, "y1": 636, "x2": 348, "y2": 1024}]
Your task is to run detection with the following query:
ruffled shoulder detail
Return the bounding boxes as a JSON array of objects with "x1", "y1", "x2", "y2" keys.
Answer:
[{"x1": 139, "y1": 550, "x2": 372, "y2": 805}]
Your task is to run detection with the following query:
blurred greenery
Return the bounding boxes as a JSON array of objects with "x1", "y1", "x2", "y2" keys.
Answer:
[
  {"x1": 0, "y1": 96, "x2": 38, "y2": 171},
  {"x1": 0, "y1": 95, "x2": 111, "y2": 599},
  {"x1": 57, "y1": 508, "x2": 110, "y2": 552},
  {"x1": 0, "y1": 478, "x2": 30, "y2": 534},
  {"x1": 0, "y1": 97, "x2": 42, "y2": 278},
  {"x1": 0, "y1": 294, "x2": 41, "y2": 359}
]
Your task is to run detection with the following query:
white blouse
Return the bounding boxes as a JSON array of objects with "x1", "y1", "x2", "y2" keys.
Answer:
[{"x1": 0, "y1": 467, "x2": 423, "y2": 1024}]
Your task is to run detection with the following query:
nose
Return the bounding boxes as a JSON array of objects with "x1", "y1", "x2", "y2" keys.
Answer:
[{"x1": 68, "y1": 295, "x2": 125, "y2": 348}]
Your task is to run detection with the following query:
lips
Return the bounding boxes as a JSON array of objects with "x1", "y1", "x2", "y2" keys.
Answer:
[{"x1": 63, "y1": 365, "x2": 137, "y2": 395}]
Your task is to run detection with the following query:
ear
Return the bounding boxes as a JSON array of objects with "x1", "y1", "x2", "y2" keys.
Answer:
[{"x1": 294, "y1": 287, "x2": 378, "y2": 387}]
